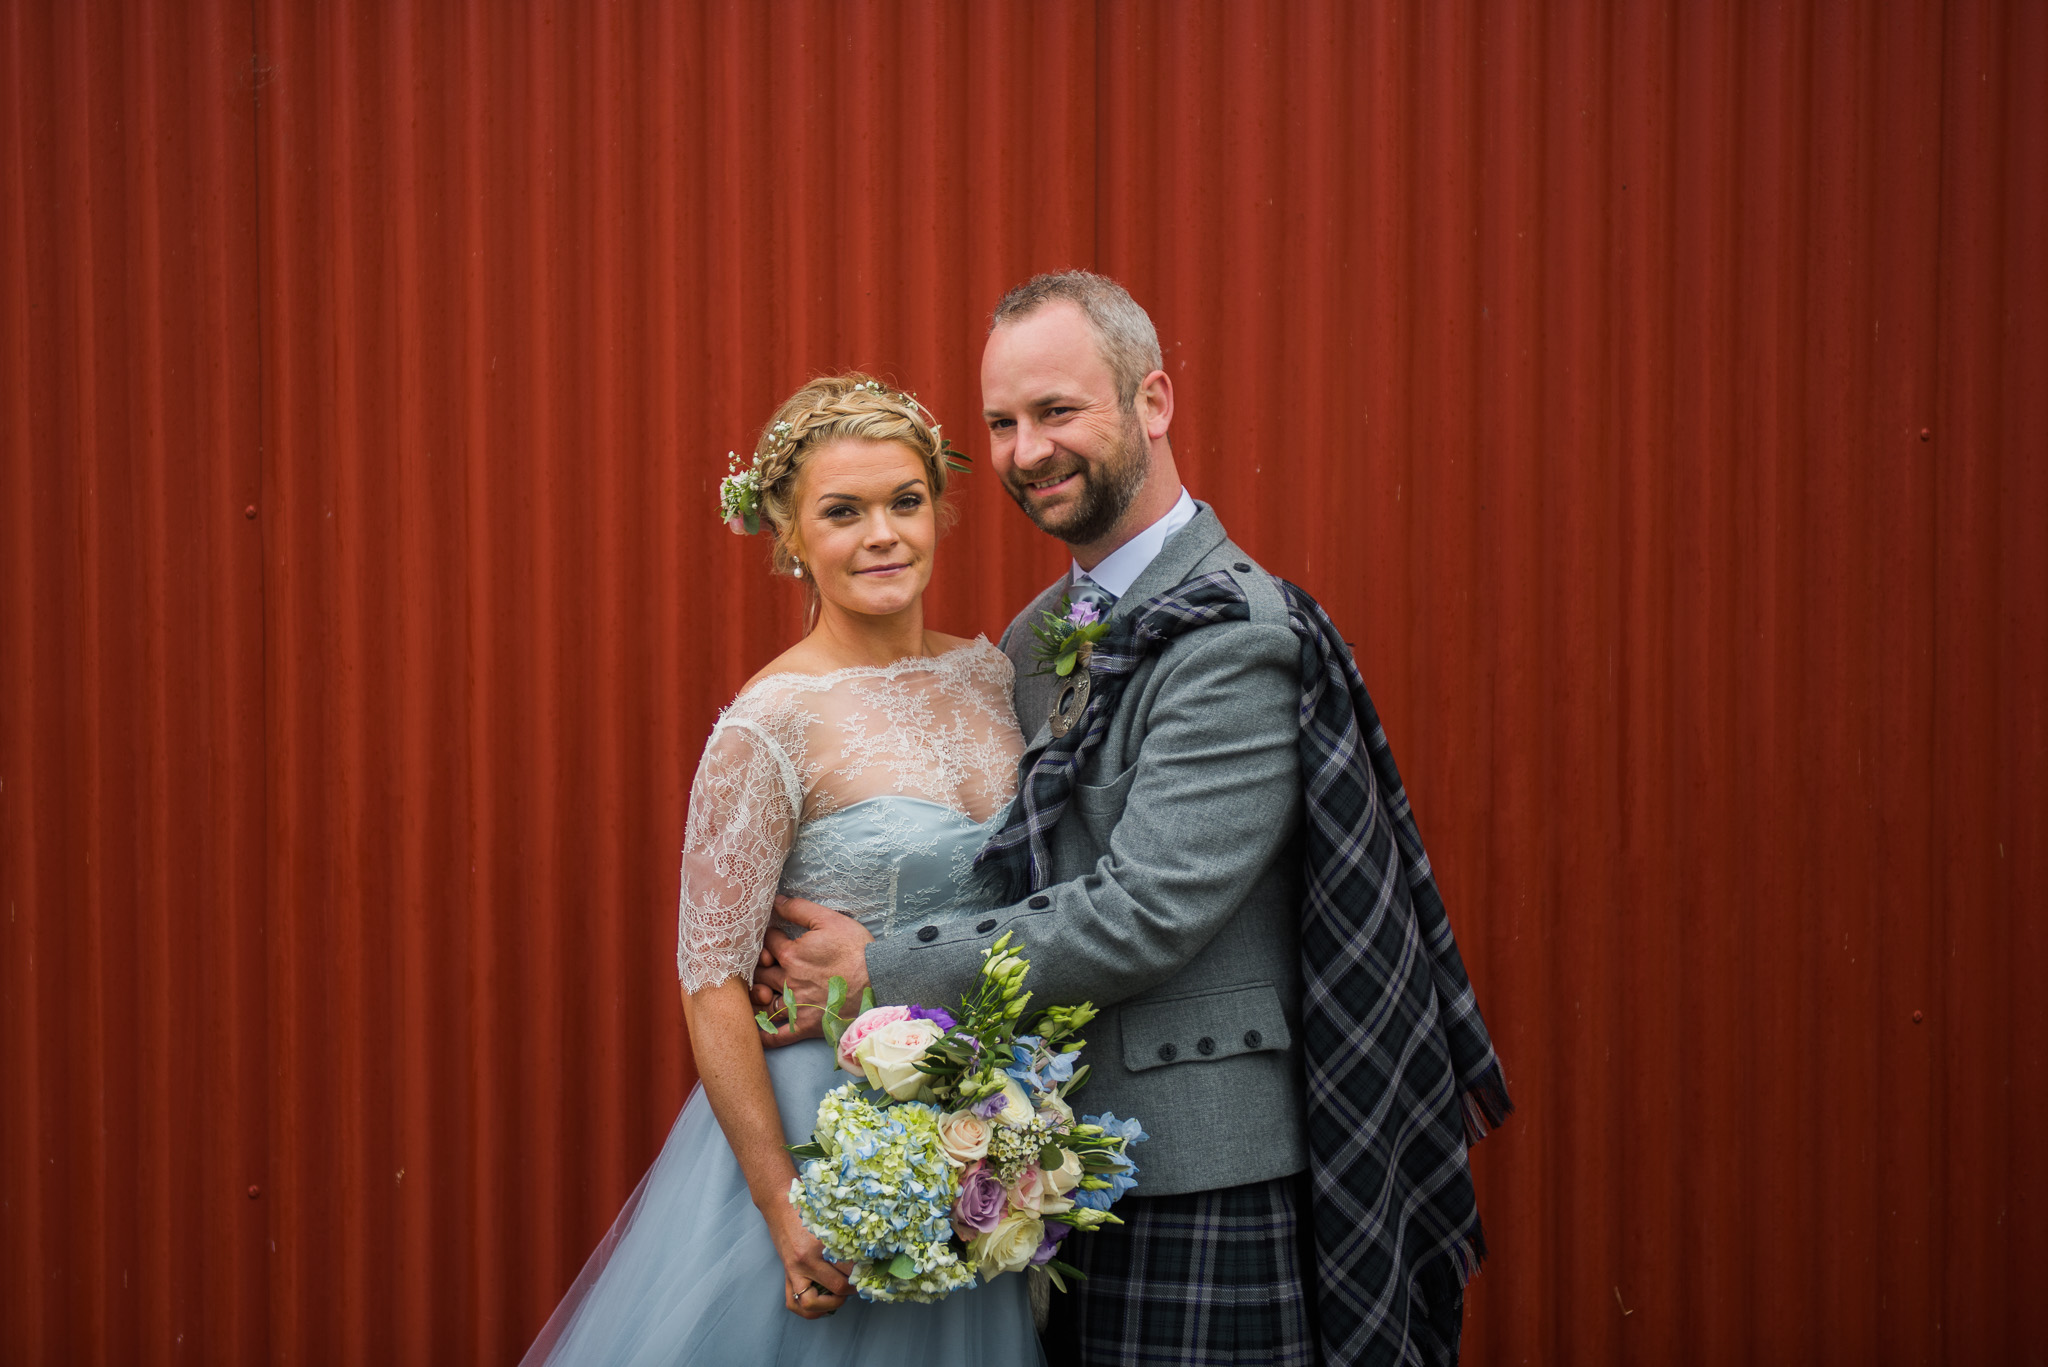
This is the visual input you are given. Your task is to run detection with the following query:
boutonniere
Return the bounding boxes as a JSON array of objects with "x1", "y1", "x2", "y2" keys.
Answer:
[
  {"x1": 1031, "y1": 596, "x2": 1112, "y2": 738},
  {"x1": 1029, "y1": 595, "x2": 1111, "y2": 677}
]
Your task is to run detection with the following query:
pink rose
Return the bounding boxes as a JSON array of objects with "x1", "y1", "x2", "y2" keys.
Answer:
[
  {"x1": 836, "y1": 1004, "x2": 911, "y2": 1075},
  {"x1": 937, "y1": 1109, "x2": 993, "y2": 1164}
]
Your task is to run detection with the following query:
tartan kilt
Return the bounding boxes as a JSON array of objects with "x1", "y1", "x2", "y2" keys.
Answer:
[{"x1": 1041, "y1": 1174, "x2": 1316, "y2": 1366}]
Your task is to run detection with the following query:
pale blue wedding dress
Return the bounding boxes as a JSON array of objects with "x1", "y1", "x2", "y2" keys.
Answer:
[{"x1": 523, "y1": 640, "x2": 1044, "y2": 1367}]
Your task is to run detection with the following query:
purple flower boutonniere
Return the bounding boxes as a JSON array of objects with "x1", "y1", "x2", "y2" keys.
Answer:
[{"x1": 1029, "y1": 595, "x2": 1112, "y2": 678}]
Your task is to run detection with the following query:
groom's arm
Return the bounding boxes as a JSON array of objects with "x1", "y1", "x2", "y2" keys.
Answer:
[{"x1": 866, "y1": 619, "x2": 1302, "y2": 1013}]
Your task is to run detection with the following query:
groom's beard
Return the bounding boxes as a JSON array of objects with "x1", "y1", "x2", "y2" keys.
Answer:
[{"x1": 1002, "y1": 405, "x2": 1150, "y2": 548}]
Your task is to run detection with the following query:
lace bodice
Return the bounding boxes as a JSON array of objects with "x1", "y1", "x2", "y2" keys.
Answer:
[{"x1": 676, "y1": 638, "x2": 1026, "y2": 992}]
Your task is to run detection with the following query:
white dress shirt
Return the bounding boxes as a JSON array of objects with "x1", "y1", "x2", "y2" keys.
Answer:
[{"x1": 1072, "y1": 488, "x2": 1197, "y2": 600}]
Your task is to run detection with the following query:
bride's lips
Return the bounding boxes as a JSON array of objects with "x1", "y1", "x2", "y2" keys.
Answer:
[{"x1": 854, "y1": 562, "x2": 912, "y2": 576}]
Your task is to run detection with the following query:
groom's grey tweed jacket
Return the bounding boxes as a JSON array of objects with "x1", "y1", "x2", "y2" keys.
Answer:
[{"x1": 866, "y1": 504, "x2": 1308, "y2": 1197}]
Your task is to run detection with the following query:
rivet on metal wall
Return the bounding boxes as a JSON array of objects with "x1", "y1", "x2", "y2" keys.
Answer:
[
  {"x1": 1912, "y1": 1010, "x2": 1924, "y2": 1024},
  {"x1": 247, "y1": 1185, "x2": 261, "y2": 1198},
  {"x1": 1919, "y1": 429, "x2": 1932, "y2": 442},
  {"x1": 244, "y1": 504, "x2": 258, "y2": 519}
]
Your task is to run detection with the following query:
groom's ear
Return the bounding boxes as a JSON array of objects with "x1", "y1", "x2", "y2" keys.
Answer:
[{"x1": 1136, "y1": 369, "x2": 1173, "y2": 443}]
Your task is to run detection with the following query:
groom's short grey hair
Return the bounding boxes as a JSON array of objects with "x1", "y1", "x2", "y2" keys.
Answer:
[{"x1": 990, "y1": 270, "x2": 1163, "y2": 409}]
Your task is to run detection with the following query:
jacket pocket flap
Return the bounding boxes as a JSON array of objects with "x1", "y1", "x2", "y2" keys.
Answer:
[
  {"x1": 1068, "y1": 761, "x2": 1138, "y2": 816},
  {"x1": 1121, "y1": 983, "x2": 1292, "y2": 1072}
]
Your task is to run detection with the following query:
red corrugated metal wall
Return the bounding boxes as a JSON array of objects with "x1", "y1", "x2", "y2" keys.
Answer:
[{"x1": 3, "y1": 2, "x2": 2042, "y2": 1363}]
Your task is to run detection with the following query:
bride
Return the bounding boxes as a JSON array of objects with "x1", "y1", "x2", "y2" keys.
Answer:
[{"x1": 522, "y1": 376, "x2": 1044, "y2": 1365}]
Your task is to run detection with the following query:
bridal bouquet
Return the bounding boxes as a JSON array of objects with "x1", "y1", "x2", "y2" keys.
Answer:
[{"x1": 767, "y1": 934, "x2": 1146, "y2": 1303}]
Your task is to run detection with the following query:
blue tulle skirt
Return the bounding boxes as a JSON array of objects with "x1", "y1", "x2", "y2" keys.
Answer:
[{"x1": 522, "y1": 1038, "x2": 1045, "y2": 1366}]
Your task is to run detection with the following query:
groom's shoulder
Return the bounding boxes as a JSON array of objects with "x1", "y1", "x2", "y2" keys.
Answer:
[{"x1": 1191, "y1": 533, "x2": 1293, "y2": 634}]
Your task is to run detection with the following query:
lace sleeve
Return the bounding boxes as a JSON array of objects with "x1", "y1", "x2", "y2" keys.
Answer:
[{"x1": 676, "y1": 717, "x2": 803, "y2": 993}]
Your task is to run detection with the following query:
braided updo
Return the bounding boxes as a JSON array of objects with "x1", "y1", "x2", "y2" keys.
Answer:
[{"x1": 749, "y1": 373, "x2": 956, "y2": 578}]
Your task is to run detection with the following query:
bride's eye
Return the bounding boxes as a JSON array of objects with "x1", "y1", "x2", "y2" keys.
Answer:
[{"x1": 893, "y1": 494, "x2": 926, "y2": 512}]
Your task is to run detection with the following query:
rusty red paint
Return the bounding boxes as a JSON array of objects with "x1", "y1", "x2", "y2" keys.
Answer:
[{"x1": 3, "y1": 1, "x2": 2042, "y2": 1363}]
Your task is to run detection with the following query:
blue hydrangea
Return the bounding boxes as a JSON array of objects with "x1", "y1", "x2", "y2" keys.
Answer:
[{"x1": 788, "y1": 1083, "x2": 977, "y2": 1303}]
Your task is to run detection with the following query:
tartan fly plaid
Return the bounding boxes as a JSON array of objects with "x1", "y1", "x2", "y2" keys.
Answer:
[
  {"x1": 1041, "y1": 1175, "x2": 1317, "y2": 1367},
  {"x1": 980, "y1": 571, "x2": 1511, "y2": 1367}
]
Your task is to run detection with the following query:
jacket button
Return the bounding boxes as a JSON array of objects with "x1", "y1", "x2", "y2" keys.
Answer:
[
  {"x1": 1197, "y1": 1036, "x2": 1216, "y2": 1056},
  {"x1": 916, "y1": 926, "x2": 938, "y2": 942},
  {"x1": 1028, "y1": 895, "x2": 1050, "y2": 910},
  {"x1": 976, "y1": 918, "x2": 997, "y2": 933},
  {"x1": 1243, "y1": 1029, "x2": 1263, "y2": 1048},
  {"x1": 1233, "y1": 561, "x2": 1251, "y2": 572},
  {"x1": 1157, "y1": 1042, "x2": 1178, "y2": 1062}
]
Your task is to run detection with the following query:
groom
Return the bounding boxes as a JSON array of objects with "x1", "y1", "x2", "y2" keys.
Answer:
[
  {"x1": 760, "y1": 271, "x2": 1507, "y2": 1365},
  {"x1": 759, "y1": 269, "x2": 1322, "y2": 1361}
]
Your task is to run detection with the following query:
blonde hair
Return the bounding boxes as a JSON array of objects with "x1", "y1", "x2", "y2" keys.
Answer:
[
  {"x1": 990, "y1": 270, "x2": 1163, "y2": 408},
  {"x1": 749, "y1": 373, "x2": 955, "y2": 579}
]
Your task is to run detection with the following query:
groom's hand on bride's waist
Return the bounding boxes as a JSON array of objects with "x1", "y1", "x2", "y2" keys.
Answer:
[{"x1": 752, "y1": 895, "x2": 875, "y2": 1049}]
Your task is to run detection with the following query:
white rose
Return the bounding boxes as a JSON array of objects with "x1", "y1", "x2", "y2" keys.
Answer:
[
  {"x1": 1045, "y1": 1146, "x2": 1084, "y2": 1196},
  {"x1": 995, "y1": 1075, "x2": 1035, "y2": 1126},
  {"x1": 1036, "y1": 1093, "x2": 1074, "y2": 1126},
  {"x1": 968, "y1": 1208, "x2": 1045, "y2": 1278},
  {"x1": 937, "y1": 1110, "x2": 992, "y2": 1163},
  {"x1": 854, "y1": 1018, "x2": 944, "y2": 1100},
  {"x1": 1012, "y1": 1164, "x2": 1075, "y2": 1216}
]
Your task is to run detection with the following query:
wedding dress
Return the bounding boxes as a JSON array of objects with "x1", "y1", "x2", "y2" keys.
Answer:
[{"x1": 523, "y1": 638, "x2": 1045, "y2": 1367}]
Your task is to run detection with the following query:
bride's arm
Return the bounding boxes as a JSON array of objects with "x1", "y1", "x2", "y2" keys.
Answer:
[
  {"x1": 677, "y1": 718, "x2": 849, "y2": 1319},
  {"x1": 680, "y1": 978, "x2": 851, "y2": 1317}
]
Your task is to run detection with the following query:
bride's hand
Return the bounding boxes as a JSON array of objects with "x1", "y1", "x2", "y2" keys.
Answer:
[{"x1": 766, "y1": 1199, "x2": 854, "y2": 1319}]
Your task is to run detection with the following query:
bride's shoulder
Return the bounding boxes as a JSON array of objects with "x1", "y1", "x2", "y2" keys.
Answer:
[
  {"x1": 737, "y1": 641, "x2": 833, "y2": 699},
  {"x1": 921, "y1": 629, "x2": 981, "y2": 657},
  {"x1": 926, "y1": 631, "x2": 1011, "y2": 675}
]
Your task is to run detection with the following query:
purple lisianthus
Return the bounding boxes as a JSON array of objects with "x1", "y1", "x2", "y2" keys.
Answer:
[
  {"x1": 972, "y1": 1091, "x2": 1009, "y2": 1119},
  {"x1": 1030, "y1": 1220, "x2": 1073, "y2": 1266},
  {"x1": 1067, "y1": 599, "x2": 1101, "y2": 627},
  {"x1": 906, "y1": 1004, "x2": 957, "y2": 1031},
  {"x1": 953, "y1": 1161, "x2": 1007, "y2": 1234}
]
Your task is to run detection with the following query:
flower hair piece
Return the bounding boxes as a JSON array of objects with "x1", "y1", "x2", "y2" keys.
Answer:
[{"x1": 717, "y1": 380, "x2": 971, "y2": 536}]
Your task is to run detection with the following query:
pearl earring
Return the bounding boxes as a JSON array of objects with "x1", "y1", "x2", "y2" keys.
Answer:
[{"x1": 793, "y1": 560, "x2": 804, "y2": 579}]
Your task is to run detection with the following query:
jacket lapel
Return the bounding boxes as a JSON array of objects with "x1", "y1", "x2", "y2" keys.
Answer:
[
  {"x1": 1109, "y1": 503, "x2": 1227, "y2": 618},
  {"x1": 1010, "y1": 571, "x2": 1075, "y2": 757},
  {"x1": 1009, "y1": 505, "x2": 1230, "y2": 762}
]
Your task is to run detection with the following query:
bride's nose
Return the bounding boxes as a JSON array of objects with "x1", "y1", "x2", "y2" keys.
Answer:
[{"x1": 860, "y1": 508, "x2": 898, "y2": 547}]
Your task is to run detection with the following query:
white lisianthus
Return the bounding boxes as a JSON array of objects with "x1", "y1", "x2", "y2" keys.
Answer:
[
  {"x1": 967, "y1": 1208, "x2": 1045, "y2": 1278},
  {"x1": 937, "y1": 1109, "x2": 992, "y2": 1163},
  {"x1": 1045, "y1": 1146, "x2": 1085, "y2": 1196},
  {"x1": 1036, "y1": 1093, "x2": 1074, "y2": 1126},
  {"x1": 855, "y1": 1018, "x2": 945, "y2": 1100}
]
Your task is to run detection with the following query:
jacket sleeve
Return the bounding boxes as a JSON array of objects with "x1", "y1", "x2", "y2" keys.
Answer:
[{"x1": 865, "y1": 618, "x2": 1302, "y2": 1011}]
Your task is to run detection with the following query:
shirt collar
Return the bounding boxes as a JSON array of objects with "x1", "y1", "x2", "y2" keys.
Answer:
[{"x1": 1072, "y1": 487, "x2": 1197, "y2": 600}]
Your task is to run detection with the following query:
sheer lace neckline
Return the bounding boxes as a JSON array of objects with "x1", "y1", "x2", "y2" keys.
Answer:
[
  {"x1": 738, "y1": 635, "x2": 998, "y2": 701},
  {"x1": 678, "y1": 633, "x2": 1025, "y2": 993}
]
